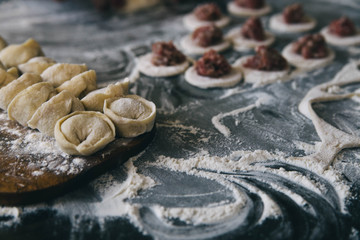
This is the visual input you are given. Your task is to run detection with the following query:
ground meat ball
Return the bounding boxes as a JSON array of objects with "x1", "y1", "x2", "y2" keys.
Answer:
[
  {"x1": 329, "y1": 17, "x2": 356, "y2": 37},
  {"x1": 282, "y1": 3, "x2": 305, "y2": 24},
  {"x1": 192, "y1": 25, "x2": 223, "y2": 47},
  {"x1": 235, "y1": 0, "x2": 265, "y2": 9},
  {"x1": 292, "y1": 34, "x2": 328, "y2": 59},
  {"x1": 194, "y1": 3, "x2": 222, "y2": 21},
  {"x1": 244, "y1": 46, "x2": 287, "y2": 71},
  {"x1": 195, "y1": 49, "x2": 231, "y2": 78},
  {"x1": 151, "y1": 41, "x2": 186, "y2": 66},
  {"x1": 241, "y1": 17, "x2": 266, "y2": 41}
]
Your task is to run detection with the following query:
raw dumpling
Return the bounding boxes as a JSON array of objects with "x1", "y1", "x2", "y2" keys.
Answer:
[
  {"x1": 0, "y1": 73, "x2": 42, "y2": 110},
  {"x1": 103, "y1": 95, "x2": 156, "y2": 138},
  {"x1": 56, "y1": 70, "x2": 97, "y2": 98},
  {"x1": 28, "y1": 90, "x2": 84, "y2": 137},
  {"x1": 0, "y1": 67, "x2": 19, "y2": 88},
  {"x1": 0, "y1": 38, "x2": 44, "y2": 68},
  {"x1": 8, "y1": 82, "x2": 56, "y2": 126},
  {"x1": 81, "y1": 79, "x2": 129, "y2": 112},
  {"x1": 18, "y1": 56, "x2": 56, "y2": 75},
  {"x1": 54, "y1": 111, "x2": 116, "y2": 156},
  {"x1": 0, "y1": 36, "x2": 7, "y2": 51},
  {"x1": 41, "y1": 63, "x2": 88, "y2": 87}
]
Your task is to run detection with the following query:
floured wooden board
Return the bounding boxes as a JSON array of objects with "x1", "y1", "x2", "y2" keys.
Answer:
[{"x1": 0, "y1": 111, "x2": 155, "y2": 205}]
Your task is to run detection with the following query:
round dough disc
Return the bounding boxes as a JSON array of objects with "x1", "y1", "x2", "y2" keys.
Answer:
[
  {"x1": 184, "y1": 66, "x2": 242, "y2": 89},
  {"x1": 269, "y1": 14, "x2": 316, "y2": 33},
  {"x1": 226, "y1": 28, "x2": 275, "y2": 51},
  {"x1": 321, "y1": 27, "x2": 360, "y2": 46},
  {"x1": 282, "y1": 43, "x2": 335, "y2": 70},
  {"x1": 180, "y1": 35, "x2": 231, "y2": 55},
  {"x1": 137, "y1": 53, "x2": 189, "y2": 77},
  {"x1": 227, "y1": 2, "x2": 271, "y2": 17},
  {"x1": 183, "y1": 13, "x2": 230, "y2": 31}
]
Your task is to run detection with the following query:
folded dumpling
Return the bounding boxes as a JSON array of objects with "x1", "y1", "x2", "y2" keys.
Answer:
[
  {"x1": 0, "y1": 36, "x2": 7, "y2": 51},
  {"x1": 103, "y1": 95, "x2": 156, "y2": 138},
  {"x1": 56, "y1": 70, "x2": 97, "y2": 98},
  {"x1": 28, "y1": 90, "x2": 84, "y2": 137},
  {"x1": 8, "y1": 82, "x2": 57, "y2": 126},
  {"x1": 0, "y1": 73, "x2": 42, "y2": 110},
  {"x1": 54, "y1": 111, "x2": 116, "y2": 156},
  {"x1": 18, "y1": 56, "x2": 56, "y2": 75},
  {"x1": 81, "y1": 79, "x2": 129, "y2": 112},
  {"x1": 0, "y1": 67, "x2": 19, "y2": 88},
  {"x1": 41, "y1": 63, "x2": 88, "y2": 87},
  {"x1": 0, "y1": 38, "x2": 44, "y2": 68}
]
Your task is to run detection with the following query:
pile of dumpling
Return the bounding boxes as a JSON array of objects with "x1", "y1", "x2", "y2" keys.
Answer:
[{"x1": 0, "y1": 36, "x2": 156, "y2": 156}]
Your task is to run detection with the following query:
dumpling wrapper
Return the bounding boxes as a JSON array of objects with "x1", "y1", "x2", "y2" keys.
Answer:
[
  {"x1": 56, "y1": 70, "x2": 97, "y2": 98},
  {"x1": 81, "y1": 80, "x2": 129, "y2": 112},
  {"x1": 28, "y1": 90, "x2": 84, "y2": 137},
  {"x1": 8, "y1": 82, "x2": 56, "y2": 126},
  {"x1": 0, "y1": 38, "x2": 44, "y2": 68},
  {"x1": 0, "y1": 73, "x2": 42, "y2": 110},
  {"x1": 103, "y1": 95, "x2": 156, "y2": 138},
  {"x1": 0, "y1": 67, "x2": 19, "y2": 88},
  {"x1": 0, "y1": 36, "x2": 7, "y2": 51},
  {"x1": 18, "y1": 56, "x2": 56, "y2": 75},
  {"x1": 41, "y1": 63, "x2": 88, "y2": 87},
  {"x1": 55, "y1": 111, "x2": 116, "y2": 156}
]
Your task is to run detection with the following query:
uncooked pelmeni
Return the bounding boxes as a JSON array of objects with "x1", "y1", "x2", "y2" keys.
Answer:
[
  {"x1": 54, "y1": 111, "x2": 116, "y2": 156},
  {"x1": 41, "y1": 63, "x2": 88, "y2": 87},
  {"x1": 234, "y1": 56, "x2": 289, "y2": 86},
  {"x1": 282, "y1": 43, "x2": 335, "y2": 70},
  {"x1": 180, "y1": 35, "x2": 230, "y2": 55},
  {"x1": 18, "y1": 56, "x2": 56, "y2": 75},
  {"x1": 227, "y1": 2, "x2": 271, "y2": 17},
  {"x1": 137, "y1": 53, "x2": 189, "y2": 77},
  {"x1": 321, "y1": 27, "x2": 360, "y2": 46},
  {"x1": 7, "y1": 82, "x2": 57, "y2": 126},
  {"x1": 226, "y1": 28, "x2": 275, "y2": 51},
  {"x1": 81, "y1": 79, "x2": 129, "y2": 112},
  {"x1": 57, "y1": 70, "x2": 97, "y2": 98},
  {"x1": 0, "y1": 67, "x2": 19, "y2": 88},
  {"x1": 183, "y1": 13, "x2": 230, "y2": 31},
  {"x1": 269, "y1": 14, "x2": 316, "y2": 33},
  {"x1": 0, "y1": 73, "x2": 42, "y2": 110},
  {"x1": 0, "y1": 36, "x2": 7, "y2": 50},
  {"x1": 28, "y1": 90, "x2": 84, "y2": 137},
  {"x1": 184, "y1": 66, "x2": 242, "y2": 89},
  {"x1": 0, "y1": 38, "x2": 44, "y2": 68},
  {"x1": 103, "y1": 95, "x2": 156, "y2": 138}
]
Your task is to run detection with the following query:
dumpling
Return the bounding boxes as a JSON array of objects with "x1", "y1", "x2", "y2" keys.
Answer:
[
  {"x1": 0, "y1": 73, "x2": 42, "y2": 110},
  {"x1": 41, "y1": 63, "x2": 88, "y2": 87},
  {"x1": 81, "y1": 79, "x2": 129, "y2": 112},
  {"x1": 18, "y1": 56, "x2": 56, "y2": 75},
  {"x1": 54, "y1": 111, "x2": 116, "y2": 156},
  {"x1": 7, "y1": 82, "x2": 57, "y2": 126},
  {"x1": 28, "y1": 90, "x2": 84, "y2": 137},
  {"x1": 103, "y1": 95, "x2": 156, "y2": 138},
  {"x1": 56, "y1": 70, "x2": 97, "y2": 98},
  {"x1": 0, "y1": 67, "x2": 19, "y2": 88},
  {"x1": 0, "y1": 38, "x2": 44, "y2": 68},
  {"x1": 0, "y1": 36, "x2": 7, "y2": 51}
]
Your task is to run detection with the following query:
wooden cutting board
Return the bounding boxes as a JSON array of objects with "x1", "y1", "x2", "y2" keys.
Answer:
[{"x1": 0, "y1": 112, "x2": 155, "y2": 205}]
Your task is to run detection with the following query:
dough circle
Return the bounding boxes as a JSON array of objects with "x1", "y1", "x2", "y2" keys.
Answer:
[
  {"x1": 55, "y1": 111, "x2": 116, "y2": 156},
  {"x1": 104, "y1": 95, "x2": 156, "y2": 138},
  {"x1": 184, "y1": 66, "x2": 242, "y2": 89},
  {"x1": 137, "y1": 53, "x2": 189, "y2": 77},
  {"x1": 269, "y1": 14, "x2": 316, "y2": 33},
  {"x1": 183, "y1": 13, "x2": 230, "y2": 31},
  {"x1": 234, "y1": 56, "x2": 289, "y2": 86},
  {"x1": 227, "y1": 2, "x2": 271, "y2": 17},
  {"x1": 180, "y1": 35, "x2": 231, "y2": 55},
  {"x1": 321, "y1": 27, "x2": 360, "y2": 46},
  {"x1": 226, "y1": 28, "x2": 275, "y2": 51},
  {"x1": 282, "y1": 43, "x2": 335, "y2": 70}
]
